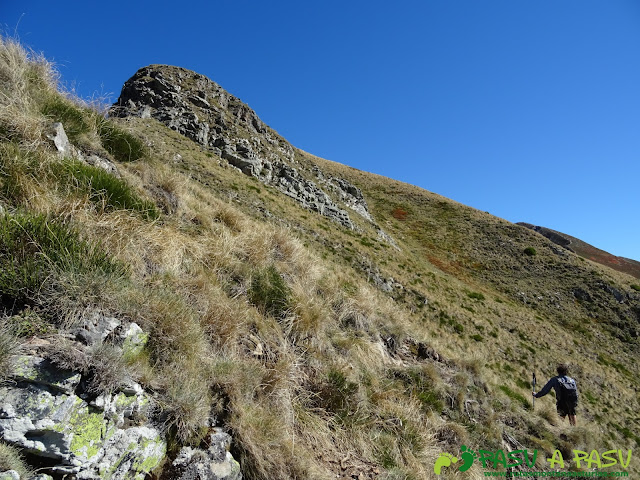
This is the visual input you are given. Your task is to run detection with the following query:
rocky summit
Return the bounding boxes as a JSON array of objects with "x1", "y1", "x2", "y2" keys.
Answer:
[
  {"x1": 112, "y1": 65, "x2": 373, "y2": 231},
  {"x1": 1, "y1": 37, "x2": 640, "y2": 480}
]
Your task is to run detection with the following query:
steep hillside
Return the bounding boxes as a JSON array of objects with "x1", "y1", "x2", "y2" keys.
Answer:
[{"x1": 1, "y1": 39, "x2": 639, "y2": 480}]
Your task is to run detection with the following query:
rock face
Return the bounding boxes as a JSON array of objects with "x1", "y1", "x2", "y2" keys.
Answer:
[
  {"x1": 517, "y1": 223, "x2": 574, "y2": 251},
  {"x1": 111, "y1": 65, "x2": 374, "y2": 230}
]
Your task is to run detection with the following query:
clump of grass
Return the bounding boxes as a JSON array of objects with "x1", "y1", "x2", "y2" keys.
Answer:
[
  {"x1": 5, "y1": 308, "x2": 53, "y2": 337},
  {"x1": 524, "y1": 247, "x2": 537, "y2": 256},
  {"x1": 313, "y1": 367, "x2": 362, "y2": 424},
  {"x1": 54, "y1": 159, "x2": 159, "y2": 219},
  {"x1": 0, "y1": 441, "x2": 33, "y2": 478},
  {"x1": 499, "y1": 385, "x2": 531, "y2": 411},
  {"x1": 0, "y1": 36, "x2": 56, "y2": 146},
  {"x1": 98, "y1": 120, "x2": 147, "y2": 162},
  {"x1": 0, "y1": 212, "x2": 126, "y2": 310},
  {"x1": 40, "y1": 95, "x2": 91, "y2": 143},
  {"x1": 391, "y1": 366, "x2": 444, "y2": 414},
  {"x1": 631, "y1": 284, "x2": 640, "y2": 292},
  {"x1": 249, "y1": 265, "x2": 291, "y2": 318},
  {"x1": 467, "y1": 291, "x2": 485, "y2": 301}
]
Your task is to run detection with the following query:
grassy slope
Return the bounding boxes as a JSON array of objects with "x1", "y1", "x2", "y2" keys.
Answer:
[{"x1": 1, "y1": 37, "x2": 639, "y2": 479}]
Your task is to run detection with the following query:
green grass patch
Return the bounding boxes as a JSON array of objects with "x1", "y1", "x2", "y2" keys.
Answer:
[
  {"x1": 249, "y1": 265, "x2": 291, "y2": 318},
  {"x1": 611, "y1": 423, "x2": 640, "y2": 447},
  {"x1": 631, "y1": 284, "x2": 640, "y2": 292},
  {"x1": 359, "y1": 237, "x2": 375, "y2": 247},
  {"x1": 391, "y1": 367, "x2": 444, "y2": 414},
  {"x1": 98, "y1": 120, "x2": 147, "y2": 162},
  {"x1": 499, "y1": 385, "x2": 531, "y2": 410},
  {"x1": 313, "y1": 367, "x2": 363, "y2": 426},
  {"x1": 40, "y1": 96, "x2": 91, "y2": 143},
  {"x1": 524, "y1": 247, "x2": 537, "y2": 256},
  {"x1": 467, "y1": 291, "x2": 485, "y2": 301},
  {"x1": 597, "y1": 354, "x2": 632, "y2": 378},
  {"x1": 0, "y1": 212, "x2": 126, "y2": 309},
  {"x1": 55, "y1": 159, "x2": 159, "y2": 219}
]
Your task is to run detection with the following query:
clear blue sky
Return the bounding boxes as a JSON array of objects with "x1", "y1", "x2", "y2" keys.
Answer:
[{"x1": 4, "y1": 1, "x2": 640, "y2": 261}]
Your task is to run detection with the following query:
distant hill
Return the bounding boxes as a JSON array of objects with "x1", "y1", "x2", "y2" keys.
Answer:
[{"x1": 518, "y1": 223, "x2": 640, "y2": 279}]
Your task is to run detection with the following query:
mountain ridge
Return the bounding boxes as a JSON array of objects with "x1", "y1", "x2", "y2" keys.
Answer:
[{"x1": 518, "y1": 222, "x2": 640, "y2": 279}]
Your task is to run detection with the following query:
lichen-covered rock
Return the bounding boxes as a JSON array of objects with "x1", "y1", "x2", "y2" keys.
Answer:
[
  {"x1": 119, "y1": 323, "x2": 148, "y2": 357},
  {"x1": 0, "y1": 350, "x2": 164, "y2": 479},
  {"x1": 10, "y1": 356, "x2": 81, "y2": 394},
  {"x1": 169, "y1": 430, "x2": 241, "y2": 480}
]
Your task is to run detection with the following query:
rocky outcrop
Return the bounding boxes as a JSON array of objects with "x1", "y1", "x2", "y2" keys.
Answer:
[
  {"x1": 517, "y1": 223, "x2": 573, "y2": 251},
  {"x1": 0, "y1": 309, "x2": 243, "y2": 479},
  {"x1": 0, "y1": 313, "x2": 165, "y2": 479},
  {"x1": 166, "y1": 429, "x2": 241, "y2": 480},
  {"x1": 111, "y1": 65, "x2": 364, "y2": 229}
]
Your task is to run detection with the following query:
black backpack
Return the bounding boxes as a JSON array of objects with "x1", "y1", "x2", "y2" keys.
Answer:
[{"x1": 557, "y1": 376, "x2": 578, "y2": 408}]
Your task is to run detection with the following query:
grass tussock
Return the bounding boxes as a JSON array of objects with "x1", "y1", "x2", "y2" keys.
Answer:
[
  {"x1": 54, "y1": 159, "x2": 159, "y2": 219},
  {"x1": 0, "y1": 212, "x2": 127, "y2": 312},
  {"x1": 0, "y1": 441, "x2": 33, "y2": 478}
]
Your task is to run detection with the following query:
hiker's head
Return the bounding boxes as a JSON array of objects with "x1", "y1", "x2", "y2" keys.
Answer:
[{"x1": 557, "y1": 364, "x2": 569, "y2": 376}]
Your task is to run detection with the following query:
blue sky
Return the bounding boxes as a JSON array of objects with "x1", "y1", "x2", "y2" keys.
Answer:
[{"x1": 4, "y1": 1, "x2": 640, "y2": 261}]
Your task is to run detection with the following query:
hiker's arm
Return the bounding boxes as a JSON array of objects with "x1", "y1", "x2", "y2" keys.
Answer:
[{"x1": 534, "y1": 378, "x2": 555, "y2": 398}]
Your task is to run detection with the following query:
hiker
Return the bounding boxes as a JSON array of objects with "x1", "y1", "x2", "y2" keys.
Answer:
[{"x1": 533, "y1": 364, "x2": 578, "y2": 426}]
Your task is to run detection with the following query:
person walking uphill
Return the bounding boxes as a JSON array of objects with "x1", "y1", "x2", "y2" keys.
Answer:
[{"x1": 533, "y1": 364, "x2": 578, "y2": 426}]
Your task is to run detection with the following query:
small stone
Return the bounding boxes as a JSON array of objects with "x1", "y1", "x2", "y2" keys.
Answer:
[{"x1": 46, "y1": 122, "x2": 71, "y2": 155}]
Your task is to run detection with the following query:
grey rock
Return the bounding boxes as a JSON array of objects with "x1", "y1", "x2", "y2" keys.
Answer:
[
  {"x1": 85, "y1": 154, "x2": 119, "y2": 177},
  {"x1": 46, "y1": 123, "x2": 71, "y2": 156},
  {"x1": 517, "y1": 223, "x2": 574, "y2": 252},
  {"x1": 170, "y1": 430, "x2": 242, "y2": 480},
  {"x1": 72, "y1": 311, "x2": 121, "y2": 346},
  {"x1": 0, "y1": 471, "x2": 20, "y2": 480},
  {"x1": 327, "y1": 177, "x2": 372, "y2": 222},
  {"x1": 377, "y1": 228, "x2": 400, "y2": 250},
  {"x1": 9, "y1": 355, "x2": 81, "y2": 394},
  {"x1": 45, "y1": 123, "x2": 119, "y2": 177},
  {"x1": 0, "y1": 349, "x2": 164, "y2": 480},
  {"x1": 573, "y1": 288, "x2": 592, "y2": 302},
  {"x1": 271, "y1": 163, "x2": 353, "y2": 228}
]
